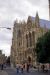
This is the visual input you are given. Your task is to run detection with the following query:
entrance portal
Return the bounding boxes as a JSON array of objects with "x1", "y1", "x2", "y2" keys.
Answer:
[{"x1": 27, "y1": 56, "x2": 31, "y2": 63}]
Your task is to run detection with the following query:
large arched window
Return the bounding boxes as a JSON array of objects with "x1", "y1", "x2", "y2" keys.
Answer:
[
  {"x1": 17, "y1": 29, "x2": 21, "y2": 37},
  {"x1": 29, "y1": 32, "x2": 32, "y2": 47},
  {"x1": 26, "y1": 34, "x2": 28, "y2": 47},
  {"x1": 17, "y1": 29, "x2": 22, "y2": 47},
  {"x1": 32, "y1": 31, "x2": 35, "y2": 46}
]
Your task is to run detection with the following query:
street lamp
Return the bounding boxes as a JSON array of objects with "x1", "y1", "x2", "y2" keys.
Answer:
[
  {"x1": 6, "y1": 27, "x2": 11, "y2": 30},
  {"x1": 0, "y1": 27, "x2": 11, "y2": 30}
]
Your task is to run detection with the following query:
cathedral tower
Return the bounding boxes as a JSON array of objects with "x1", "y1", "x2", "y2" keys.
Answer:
[{"x1": 35, "y1": 12, "x2": 40, "y2": 27}]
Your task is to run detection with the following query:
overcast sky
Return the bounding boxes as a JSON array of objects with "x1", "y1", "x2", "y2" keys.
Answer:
[{"x1": 0, "y1": 0, "x2": 49, "y2": 56}]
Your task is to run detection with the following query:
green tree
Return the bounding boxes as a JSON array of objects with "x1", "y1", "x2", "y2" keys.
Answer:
[{"x1": 35, "y1": 30, "x2": 50, "y2": 63}]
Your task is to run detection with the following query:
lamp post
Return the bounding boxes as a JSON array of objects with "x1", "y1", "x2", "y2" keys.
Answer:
[{"x1": 0, "y1": 27, "x2": 11, "y2": 30}]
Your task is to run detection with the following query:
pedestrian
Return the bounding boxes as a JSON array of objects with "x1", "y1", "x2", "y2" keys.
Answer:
[
  {"x1": 1, "y1": 64, "x2": 3, "y2": 70},
  {"x1": 38, "y1": 66, "x2": 39, "y2": 72},
  {"x1": 41, "y1": 65, "x2": 45, "y2": 72},
  {"x1": 21, "y1": 64, "x2": 23, "y2": 73},
  {"x1": 16, "y1": 63, "x2": 19, "y2": 73},
  {"x1": 23, "y1": 64, "x2": 25, "y2": 69},
  {"x1": 26, "y1": 63, "x2": 30, "y2": 72}
]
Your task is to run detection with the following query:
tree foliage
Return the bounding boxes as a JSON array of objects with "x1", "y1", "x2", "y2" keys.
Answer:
[{"x1": 35, "y1": 31, "x2": 50, "y2": 63}]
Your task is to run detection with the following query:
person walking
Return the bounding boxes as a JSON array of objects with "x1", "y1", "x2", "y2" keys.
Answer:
[
  {"x1": 41, "y1": 65, "x2": 45, "y2": 72},
  {"x1": 21, "y1": 64, "x2": 23, "y2": 73},
  {"x1": 26, "y1": 63, "x2": 30, "y2": 72},
  {"x1": 16, "y1": 63, "x2": 19, "y2": 73},
  {"x1": 1, "y1": 64, "x2": 3, "y2": 70}
]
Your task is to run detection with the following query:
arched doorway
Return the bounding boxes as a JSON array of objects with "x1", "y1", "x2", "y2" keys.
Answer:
[{"x1": 27, "y1": 56, "x2": 31, "y2": 63}]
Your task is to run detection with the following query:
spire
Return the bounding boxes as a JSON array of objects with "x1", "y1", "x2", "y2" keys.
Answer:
[
  {"x1": 35, "y1": 12, "x2": 40, "y2": 28},
  {"x1": 27, "y1": 16, "x2": 32, "y2": 29},
  {"x1": 27, "y1": 16, "x2": 32, "y2": 24}
]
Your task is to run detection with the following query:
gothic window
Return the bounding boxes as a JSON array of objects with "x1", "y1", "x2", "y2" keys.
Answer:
[
  {"x1": 19, "y1": 42, "x2": 20, "y2": 46},
  {"x1": 26, "y1": 34, "x2": 28, "y2": 47},
  {"x1": 28, "y1": 56, "x2": 31, "y2": 63},
  {"x1": 29, "y1": 32, "x2": 32, "y2": 47},
  {"x1": 32, "y1": 31, "x2": 35, "y2": 46},
  {"x1": 17, "y1": 29, "x2": 22, "y2": 47},
  {"x1": 17, "y1": 29, "x2": 21, "y2": 37}
]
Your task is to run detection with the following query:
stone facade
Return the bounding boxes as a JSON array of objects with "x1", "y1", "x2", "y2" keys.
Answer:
[{"x1": 11, "y1": 13, "x2": 48, "y2": 67}]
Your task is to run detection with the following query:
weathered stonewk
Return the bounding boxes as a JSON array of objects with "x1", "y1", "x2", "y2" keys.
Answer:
[{"x1": 11, "y1": 12, "x2": 49, "y2": 67}]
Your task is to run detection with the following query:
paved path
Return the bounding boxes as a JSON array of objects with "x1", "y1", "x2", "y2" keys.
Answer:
[
  {"x1": 0, "y1": 70, "x2": 8, "y2": 75},
  {"x1": 0, "y1": 67, "x2": 50, "y2": 75},
  {"x1": 5, "y1": 67, "x2": 50, "y2": 75}
]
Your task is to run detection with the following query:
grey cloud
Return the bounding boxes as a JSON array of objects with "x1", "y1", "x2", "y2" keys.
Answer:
[
  {"x1": 27, "y1": 0, "x2": 48, "y2": 12},
  {"x1": 27, "y1": 0, "x2": 48, "y2": 6},
  {"x1": 0, "y1": 0, "x2": 48, "y2": 22},
  {"x1": 27, "y1": 0, "x2": 41, "y2": 6},
  {"x1": 0, "y1": 0, "x2": 33, "y2": 21}
]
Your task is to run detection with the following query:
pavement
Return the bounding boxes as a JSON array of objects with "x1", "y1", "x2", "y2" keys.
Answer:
[
  {"x1": 0, "y1": 70, "x2": 8, "y2": 75},
  {"x1": 0, "y1": 67, "x2": 50, "y2": 75}
]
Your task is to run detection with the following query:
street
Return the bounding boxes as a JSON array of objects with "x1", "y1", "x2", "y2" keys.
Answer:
[{"x1": 0, "y1": 67, "x2": 50, "y2": 75}]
